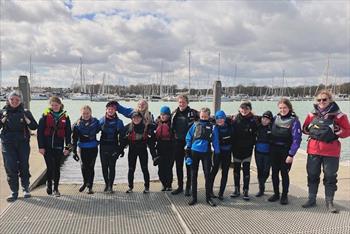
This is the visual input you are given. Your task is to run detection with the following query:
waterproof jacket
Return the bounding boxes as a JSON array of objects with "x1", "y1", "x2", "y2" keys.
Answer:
[
  {"x1": 0, "y1": 104, "x2": 38, "y2": 143},
  {"x1": 231, "y1": 113, "x2": 258, "y2": 149},
  {"x1": 186, "y1": 119, "x2": 220, "y2": 154},
  {"x1": 215, "y1": 121, "x2": 234, "y2": 152},
  {"x1": 155, "y1": 116, "x2": 173, "y2": 141},
  {"x1": 255, "y1": 120, "x2": 272, "y2": 154},
  {"x1": 37, "y1": 108, "x2": 72, "y2": 150},
  {"x1": 271, "y1": 112, "x2": 302, "y2": 157},
  {"x1": 72, "y1": 117, "x2": 101, "y2": 150},
  {"x1": 303, "y1": 102, "x2": 350, "y2": 157},
  {"x1": 121, "y1": 121, "x2": 156, "y2": 157},
  {"x1": 99, "y1": 115, "x2": 125, "y2": 146}
]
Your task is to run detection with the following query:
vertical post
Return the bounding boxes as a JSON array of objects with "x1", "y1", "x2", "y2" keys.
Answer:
[
  {"x1": 18, "y1": 75, "x2": 31, "y2": 109},
  {"x1": 213, "y1": 80, "x2": 222, "y2": 114}
]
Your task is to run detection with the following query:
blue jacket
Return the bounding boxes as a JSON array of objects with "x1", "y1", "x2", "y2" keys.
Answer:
[
  {"x1": 215, "y1": 122, "x2": 233, "y2": 152},
  {"x1": 72, "y1": 117, "x2": 101, "y2": 149},
  {"x1": 116, "y1": 103, "x2": 134, "y2": 118},
  {"x1": 186, "y1": 120, "x2": 220, "y2": 154},
  {"x1": 99, "y1": 115, "x2": 125, "y2": 146}
]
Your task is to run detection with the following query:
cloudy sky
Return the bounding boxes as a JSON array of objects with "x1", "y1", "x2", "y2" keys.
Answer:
[{"x1": 1, "y1": 0, "x2": 349, "y2": 89}]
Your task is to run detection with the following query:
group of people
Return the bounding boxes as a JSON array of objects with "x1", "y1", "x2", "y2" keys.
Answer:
[{"x1": 1, "y1": 89, "x2": 349, "y2": 213}]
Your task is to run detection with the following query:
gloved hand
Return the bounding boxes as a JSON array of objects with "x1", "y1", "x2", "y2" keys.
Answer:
[
  {"x1": 118, "y1": 149, "x2": 125, "y2": 158},
  {"x1": 112, "y1": 151, "x2": 120, "y2": 160},
  {"x1": 185, "y1": 148, "x2": 191, "y2": 158},
  {"x1": 185, "y1": 157, "x2": 192, "y2": 166},
  {"x1": 153, "y1": 156, "x2": 160, "y2": 166},
  {"x1": 73, "y1": 153, "x2": 80, "y2": 162},
  {"x1": 185, "y1": 147, "x2": 192, "y2": 166},
  {"x1": 334, "y1": 124, "x2": 340, "y2": 133}
]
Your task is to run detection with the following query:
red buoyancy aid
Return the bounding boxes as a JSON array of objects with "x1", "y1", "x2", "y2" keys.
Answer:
[
  {"x1": 155, "y1": 122, "x2": 172, "y2": 141},
  {"x1": 127, "y1": 124, "x2": 148, "y2": 143},
  {"x1": 44, "y1": 111, "x2": 67, "y2": 139}
]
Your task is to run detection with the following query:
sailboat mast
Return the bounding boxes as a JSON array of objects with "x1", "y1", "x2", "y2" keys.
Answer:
[
  {"x1": 325, "y1": 57, "x2": 329, "y2": 88},
  {"x1": 188, "y1": 50, "x2": 191, "y2": 94},
  {"x1": 80, "y1": 57, "x2": 83, "y2": 93},
  {"x1": 218, "y1": 52, "x2": 221, "y2": 81},
  {"x1": 160, "y1": 59, "x2": 163, "y2": 97},
  {"x1": 233, "y1": 64, "x2": 237, "y2": 95},
  {"x1": 281, "y1": 69, "x2": 285, "y2": 97}
]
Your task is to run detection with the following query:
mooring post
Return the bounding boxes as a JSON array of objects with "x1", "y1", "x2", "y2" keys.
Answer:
[
  {"x1": 213, "y1": 80, "x2": 222, "y2": 114},
  {"x1": 18, "y1": 75, "x2": 30, "y2": 109}
]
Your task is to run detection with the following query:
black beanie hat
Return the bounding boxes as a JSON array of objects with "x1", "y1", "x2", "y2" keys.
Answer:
[
  {"x1": 240, "y1": 101, "x2": 252, "y2": 110},
  {"x1": 262, "y1": 110, "x2": 273, "y2": 120}
]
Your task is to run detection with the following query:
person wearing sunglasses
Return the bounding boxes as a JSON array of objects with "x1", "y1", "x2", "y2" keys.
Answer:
[{"x1": 302, "y1": 89, "x2": 350, "y2": 213}]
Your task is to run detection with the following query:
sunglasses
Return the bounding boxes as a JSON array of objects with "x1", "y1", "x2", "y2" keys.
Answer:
[{"x1": 317, "y1": 98, "x2": 328, "y2": 102}]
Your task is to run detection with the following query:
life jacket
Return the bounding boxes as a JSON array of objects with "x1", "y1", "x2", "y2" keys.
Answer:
[
  {"x1": 257, "y1": 124, "x2": 271, "y2": 144},
  {"x1": 171, "y1": 107, "x2": 197, "y2": 140},
  {"x1": 43, "y1": 109, "x2": 67, "y2": 139},
  {"x1": 155, "y1": 121, "x2": 172, "y2": 141},
  {"x1": 100, "y1": 116, "x2": 121, "y2": 143},
  {"x1": 233, "y1": 113, "x2": 257, "y2": 145},
  {"x1": 218, "y1": 124, "x2": 232, "y2": 146},
  {"x1": 308, "y1": 116, "x2": 338, "y2": 143},
  {"x1": 0, "y1": 105, "x2": 28, "y2": 139},
  {"x1": 76, "y1": 117, "x2": 99, "y2": 147},
  {"x1": 192, "y1": 121, "x2": 213, "y2": 143},
  {"x1": 255, "y1": 124, "x2": 271, "y2": 153},
  {"x1": 127, "y1": 123, "x2": 148, "y2": 144},
  {"x1": 271, "y1": 113, "x2": 295, "y2": 145}
]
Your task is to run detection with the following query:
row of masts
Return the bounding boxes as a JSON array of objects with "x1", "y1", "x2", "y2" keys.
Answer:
[{"x1": 25, "y1": 53, "x2": 340, "y2": 98}]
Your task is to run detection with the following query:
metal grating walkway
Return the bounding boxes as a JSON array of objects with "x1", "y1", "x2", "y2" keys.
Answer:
[
  {"x1": 1, "y1": 182, "x2": 349, "y2": 233},
  {"x1": 0, "y1": 184, "x2": 184, "y2": 234},
  {"x1": 168, "y1": 183, "x2": 350, "y2": 234}
]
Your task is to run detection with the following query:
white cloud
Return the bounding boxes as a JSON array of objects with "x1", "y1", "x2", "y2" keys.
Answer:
[{"x1": 1, "y1": 0, "x2": 349, "y2": 88}]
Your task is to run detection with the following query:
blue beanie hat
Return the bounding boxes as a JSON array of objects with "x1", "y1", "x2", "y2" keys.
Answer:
[
  {"x1": 160, "y1": 106, "x2": 171, "y2": 115},
  {"x1": 215, "y1": 110, "x2": 226, "y2": 120}
]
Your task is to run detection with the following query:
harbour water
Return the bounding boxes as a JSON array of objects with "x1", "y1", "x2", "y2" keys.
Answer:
[{"x1": 2, "y1": 100, "x2": 349, "y2": 184}]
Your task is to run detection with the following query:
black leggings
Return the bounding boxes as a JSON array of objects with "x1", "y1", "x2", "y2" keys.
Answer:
[
  {"x1": 173, "y1": 140, "x2": 191, "y2": 190},
  {"x1": 209, "y1": 151, "x2": 231, "y2": 196},
  {"x1": 100, "y1": 145, "x2": 118, "y2": 187},
  {"x1": 157, "y1": 141, "x2": 173, "y2": 188},
  {"x1": 191, "y1": 151, "x2": 211, "y2": 200},
  {"x1": 270, "y1": 145, "x2": 291, "y2": 195},
  {"x1": 44, "y1": 148, "x2": 64, "y2": 190},
  {"x1": 128, "y1": 146, "x2": 150, "y2": 189},
  {"x1": 255, "y1": 151, "x2": 271, "y2": 188},
  {"x1": 233, "y1": 158, "x2": 251, "y2": 191},
  {"x1": 80, "y1": 147, "x2": 98, "y2": 188}
]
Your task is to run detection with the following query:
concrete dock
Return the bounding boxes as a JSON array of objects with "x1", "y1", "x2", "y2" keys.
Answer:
[{"x1": 1, "y1": 138, "x2": 349, "y2": 233}]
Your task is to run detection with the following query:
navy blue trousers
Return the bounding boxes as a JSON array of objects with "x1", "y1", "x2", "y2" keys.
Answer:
[{"x1": 2, "y1": 141, "x2": 31, "y2": 194}]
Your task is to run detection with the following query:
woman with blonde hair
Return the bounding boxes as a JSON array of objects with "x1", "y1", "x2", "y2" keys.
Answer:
[
  {"x1": 302, "y1": 89, "x2": 350, "y2": 213},
  {"x1": 116, "y1": 99, "x2": 154, "y2": 127},
  {"x1": 72, "y1": 105, "x2": 101, "y2": 194}
]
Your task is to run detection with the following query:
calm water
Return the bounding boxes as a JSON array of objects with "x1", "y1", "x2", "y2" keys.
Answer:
[{"x1": 3, "y1": 100, "x2": 348, "y2": 184}]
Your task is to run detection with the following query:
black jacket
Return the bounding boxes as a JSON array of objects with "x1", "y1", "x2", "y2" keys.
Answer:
[{"x1": 0, "y1": 104, "x2": 38, "y2": 143}]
